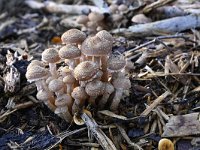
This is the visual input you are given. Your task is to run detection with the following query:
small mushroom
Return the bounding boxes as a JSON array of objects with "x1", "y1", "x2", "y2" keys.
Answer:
[
  {"x1": 63, "y1": 74, "x2": 76, "y2": 94},
  {"x1": 27, "y1": 60, "x2": 45, "y2": 70},
  {"x1": 110, "y1": 78, "x2": 131, "y2": 111},
  {"x1": 61, "y1": 28, "x2": 86, "y2": 46},
  {"x1": 73, "y1": 61, "x2": 99, "y2": 81},
  {"x1": 26, "y1": 65, "x2": 49, "y2": 91},
  {"x1": 158, "y1": 138, "x2": 174, "y2": 150},
  {"x1": 42, "y1": 48, "x2": 60, "y2": 77},
  {"x1": 59, "y1": 44, "x2": 81, "y2": 69},
  {"x1": 118, "y1": 4, "x2": 128, "y2": 12},
  {"x1": 131, "y1": 14, "x2": 151, "y2": 24},
  {"x1": 109, "y1": 4, "x2": 118, "y2": 13},
  {"x1": 36, "y1": 89, "x2": 56, "y2": 111},
  {"x1": 85, "y1": 80, "x2": 104, "y2": 106},
  {"x1": 55, "y1": 94, "x2": 73, "y2": 122},
  {"x1": 98, "y1": 83, "x2": 114, "y2": 109},
  {"x1": 48, "y1": 79, "x2": 64, "y2": 97},
  {"x1": 71, "y1": 86, "x2": 88, "y2": 115}
]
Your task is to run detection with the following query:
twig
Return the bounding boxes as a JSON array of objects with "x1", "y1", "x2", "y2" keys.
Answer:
[
  {"x1": 45, "y1": 127, "x2": 87, "y2": 150},
  {"x1": 25, "y1": 0, "x2": 105, "y2": 14},
  {"x1": 141, "y1": 91, "x2": 171, "y2": 116},
  {"x1": 116, "y1": 124, "x2": 143, "y2": 150},
  {"x1": 80, "y1": 111, "x2": 117, "y2": 150}
]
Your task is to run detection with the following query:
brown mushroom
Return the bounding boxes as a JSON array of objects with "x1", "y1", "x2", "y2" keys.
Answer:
[
  {"x1": 26, "y1": 65, "x2": 49, "y2": 91},
  {"x1": 85, "y1": 80, "x2": 104, "y2": 106},
  {"x1": 109, "y1": 4, "x2": 118, "y2": 13},
  {"x1": 118, "y1": 4, "x2": 128, "y2": 12},
  {"x1": 36, "y1": 89, "x2": 56, "y2": 111},
  {"x1": 73, "y1": 61, "x2": 99, "y2": 81},
  {"x1": 110, "y1": 77, "x2": 131, "y2": 111},
  {"x1": 59, "y1": 44, "x2": 81, "y2": 69},
  {"x1": 71, "y1": 86, "x2": 88, "y2": 114},
  {"x1": 61, "y1": 28, "x2": 86, "y2": 46},
  {"x1": 63, "y1": 74, "x2": 76, "y2": 94},
  {"x1": 54, "y1": 94, "x2": 73, "y2": 122},
  {"x1": 42, "y1": 48, "x2": 60, "y2": 77}
]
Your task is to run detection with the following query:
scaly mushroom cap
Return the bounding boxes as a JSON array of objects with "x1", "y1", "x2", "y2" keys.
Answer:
[
  {"x1": 88, "y1": 12, "x2": 104, "y2": 22},
  {"x1": 85, "y1": 80, "x2": 104, "y2": 97},
  {"x1": 42, "y1": 48, "x2": 60, "y2": 63},
  {"x1": 76, "y1": 15, "x2": 89, "y2": 24},
  {"x1": 36, "y1": 90, "x2": 54, "y2": 101},
  {"x1": 108, "y1": 56, "x2": 126, "y2": 71},
  {"x1": 48, "y1": 79, "x2": 64, "y2": 92},
  {"x1": 71, "y1": 86, "x2": 88, "y2": 100},
  {"x1": 63, "y1": 74, "x2": 76, "y2": 84},
  {"x1": 55, "y1": 94, "x2": 72, "y2": 106},
  {"x1": 26, "y1": 65, "x2": 49, "y2": 82},
  {"x1": 96, "y1": 30, "x2": 113, "y2": 44},
  {"x1": 81, "y1": 36, "x2": 112, "y2": 56},
  {"x1": 73, "y1": 61, "x2": 99, "y2": 81},
  {"x1": 59, "y1": 44, "x2": 81, "y2": 59},
  {"x1": 112, "y1": 78, "x2": 131, "y2": 89},
  {"x1": 27, "y1": 60, "x2": 45, "y2": 70},
  {"x1": 61, "y1": 29, "x2": 86, "y2": 45}
]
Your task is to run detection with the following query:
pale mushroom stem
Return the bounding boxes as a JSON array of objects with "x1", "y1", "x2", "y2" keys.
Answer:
[
  {"x1": 35, "y1": 80, "x2": 48, "y2": 91},
  {"x1": 98, "y1": 94, "x2": 110, "y2": 109},
  {"x1": 55, "y1": 106, "x2": 72, "y2": 122},
  {"x1": 66, "y1": 84, "x2": 72, "y2": 95},
  {"x1": 110, "y1": 88, "x2": 123, "y2": 111},
  {"x1": 44, "y1": 100, "x2": 56, "y2": 112},
  {"x1": 49, "y1": 63, "x2": 57, "y2": 77},
  {"x1": 92, "y1": 56, "x2": 100, "y2": 67},
  {"x1": 72, "y1": 98, "x2": 85, "y2": 115},
  {"x1": 101, "y1": 55, "x2": 108, "y2": 82}
]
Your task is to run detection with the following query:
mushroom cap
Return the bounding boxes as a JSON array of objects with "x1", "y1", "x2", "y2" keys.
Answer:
[
  {"x1": 108, "y1": 56, "x2": 126, "y2": 71},
  {"x1": 36, "y1": 90, "x2": 54, "y2": 101},
  {"x1": 27, "y1": 60, "x2": 45, "y2": 70},
  {"x1": 118, "y1": 4, "x2": 128, "y2": 12},
  {"x1": 109, "y1": 4, "x2": 118, "y2": 13},
  {"x1": 85, "y1": 80, "x2": 104, "y2": 97},
  {"x1": 48, "y1": 79, "x2": 64, "y2": 92},
  {"x1": 63, "y1": 74, "x2": 76, "y2": 84},
  {"x1": 88, "y1": 12, "x2": 104, "y2": 22},
  {"x1": 55, "y1": 94, "x2": 72, "y2": 107},
  {"x1": 112, "y1": 78, "x2": 131, "y2": 89},
  {"x1": 131, "y1": 14, "x2": 151, "y2": 24},
  {"x1": 71, "y1": 86, "x2": 88, "y2": 100},
  {"x1": 42, "y1": 48, "x2": 60, "y2": 63},
  {"x1": 61, "y1": 29, "x2": 86, "y2": 45},
  {"x1": 112, "y1": 14, "x2": 123, "y2": 22},
  {"x1": 96, "y1": 30, "x2": 113, "y2": 44},
  {"x1": 26, "y1": 65, "x2": 49, "y2": 82},
  {"x1": 104, "y1": 83, "x2": 114, "y2": 94},
  {"x1": 81, "y1": 36, "x2": 112, "y2": 56},
  {"x1": 158, "y1": 138, "x2": 174, "y2": 150},
  {"x1": 73, "y1": 61, "x2": 99, "y2": 81},
  {"x1": 76, "y1": 15, "x2": 89, "y2": 24},
  {"x1": 59, "y1": 44, "x2": 81, "y2": 59}
]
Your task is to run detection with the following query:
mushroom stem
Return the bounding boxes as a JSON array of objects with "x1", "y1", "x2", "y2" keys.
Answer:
[
  {"x1": 66, "y1": 84, "x2": 72, "y2": 95},
  {"x1": 35, "y1": 80, "x2": 48, "y2": 91},
  {"x1": 110, "y1": 88, "x2": 123, "y2": 111},
  {"x1": 49, "y1": 63, "x2": 57, "y2": 77},
  {"x1": 92, "y1": 56, "x2": 100, "y2": 66},
  {"x1": 99, "y1": 94, "x2": 110, "y2": 109},
  {"x1": 55, "y1": 106, "x2": 72, "y2": 122},
  {"x1": 101, "y1": 55, "x2": 108, "y2": 82},
  {"x1": 88, "y1": 96, "x2": 97, "y2": 106},
  {"x1": 72, "y1": 98, "x2": 85, "y2": 115}
]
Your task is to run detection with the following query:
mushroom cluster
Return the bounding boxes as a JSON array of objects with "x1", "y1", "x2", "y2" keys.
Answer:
[{"x1": 26, "y1": 29, "x2": 131, "y2": 122}]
